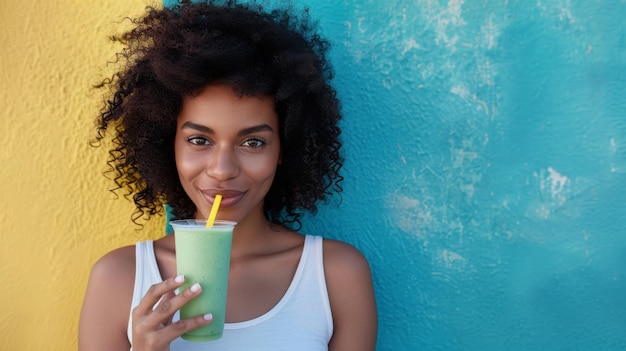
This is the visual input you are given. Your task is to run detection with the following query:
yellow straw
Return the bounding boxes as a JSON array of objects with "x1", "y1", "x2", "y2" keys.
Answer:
[{"x1": 206, "y1": 194, "x2": 222, "y2": 227}]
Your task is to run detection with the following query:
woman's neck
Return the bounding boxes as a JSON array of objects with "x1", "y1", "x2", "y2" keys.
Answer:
[{"x1": 224, "y1": 207, "x2": 286, "y2": 261}]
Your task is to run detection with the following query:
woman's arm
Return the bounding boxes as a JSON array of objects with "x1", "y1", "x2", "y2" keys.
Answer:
[
  {"x1": 324, "y1": 240, "x2": 378, "y2": 351},
  {"x1": 79, "y1": 247, "x2": 136, "y2": 351},
  {"x1": 79, "y1": 246, "x2": 212, "y2": 351}
]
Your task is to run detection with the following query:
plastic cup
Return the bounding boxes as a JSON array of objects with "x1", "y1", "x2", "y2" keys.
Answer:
[{"x1": 170, "y1": 219, "x2": 236, "y2": 342}]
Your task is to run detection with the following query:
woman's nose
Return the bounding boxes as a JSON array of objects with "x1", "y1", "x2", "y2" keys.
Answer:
[{"x1": 206, "y1": 145, "x2": 239, "y2": 181}]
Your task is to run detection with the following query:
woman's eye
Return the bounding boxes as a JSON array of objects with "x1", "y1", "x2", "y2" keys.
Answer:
[
  {"x1": 187, "y1": 136, "x2": 210, "y2": 146},
  {"x1": 242, "y1": 138, "x2": 265, "y2": 148}
]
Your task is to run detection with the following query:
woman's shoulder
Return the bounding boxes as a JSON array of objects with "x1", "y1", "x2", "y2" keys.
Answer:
[
  {"x1": 85, "y1": 244, "x2": 138, "y2": 305},
  {"x1": 321, "y1": 237, "x2": 378, "y2": 349},
  {"x1": 85, "y1": 244, "x2": 139, "y2": 308},
  {"x1": 321, "y1": 238, "x2": 373, "y2": 297},
  {"x1": 321, "y1": 238, "x2": 371, "y2": 275},
  {"x1": 90, "y1": 244, "x2": 137, "y2": 280},
  {"x1": 79, "y1": 244, "x2": 138, "y2": 348}
]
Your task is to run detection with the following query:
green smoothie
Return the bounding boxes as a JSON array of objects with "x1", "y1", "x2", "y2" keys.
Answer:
[{"x1": 170, "y1": 219, "x2": 236, "y2": 342}]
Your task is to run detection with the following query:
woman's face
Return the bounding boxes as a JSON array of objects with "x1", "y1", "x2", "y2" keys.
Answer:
[{"x1": 174, "y1": 85, "x2": 281, "y2": 223}]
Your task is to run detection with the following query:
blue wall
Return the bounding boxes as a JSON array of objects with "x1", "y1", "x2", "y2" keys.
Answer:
[
  {"x1": 297, "y1": 1, "x2": 626, "y2": 350},
  {"x1": 166, "y1": 1, "x2": 626, "y2": 349}
]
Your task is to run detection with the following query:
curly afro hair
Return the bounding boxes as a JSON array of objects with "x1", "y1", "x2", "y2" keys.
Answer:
[{"x1": 94, "y1": 0, "x2": 343, "y2": 229}]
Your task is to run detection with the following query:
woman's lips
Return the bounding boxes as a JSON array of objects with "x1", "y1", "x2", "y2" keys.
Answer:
[{"x1": 201, "y1": 190, "x2": 245, "y2": 208}]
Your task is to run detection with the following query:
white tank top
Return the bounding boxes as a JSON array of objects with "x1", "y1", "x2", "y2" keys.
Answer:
[{"x1": 128, "y1": 235, "x2": 333, "y2": 350}]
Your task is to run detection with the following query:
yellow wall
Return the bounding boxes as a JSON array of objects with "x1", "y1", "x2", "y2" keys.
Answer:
[{"x1": 0, "y1": 1, "x2": 164, "y2": 349}]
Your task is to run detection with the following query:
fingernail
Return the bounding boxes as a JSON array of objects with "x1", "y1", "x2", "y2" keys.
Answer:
[
  {"x1": 203, "y1": 313, "x2": 213, "y2": 321},
  {"x1": 190, "y1": 283, "x2": 201, "y2": 293},
  {"x1": 175, "y1": 275, "x2": 185, "y2": 283}
]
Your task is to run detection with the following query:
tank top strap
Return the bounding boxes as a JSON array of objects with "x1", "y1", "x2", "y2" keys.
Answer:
[
  {"x1": 128, "y1": 241, "x2": 162, "y2": 345},
  {"x1": 307, "y1": 235, "x2": 333, "y2": 337}
]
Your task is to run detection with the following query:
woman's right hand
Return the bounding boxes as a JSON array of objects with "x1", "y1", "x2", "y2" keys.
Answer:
[{"x1": 131, "y1": 275, "x2": 213, "y2": 351}]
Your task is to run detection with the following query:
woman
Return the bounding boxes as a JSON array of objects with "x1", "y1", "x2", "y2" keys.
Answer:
[{"x1": 79, "y1": 1, "x2": 377, "y2": 350}]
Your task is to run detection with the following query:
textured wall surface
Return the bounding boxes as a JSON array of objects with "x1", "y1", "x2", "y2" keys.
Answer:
[
  {"x1": 290, "y1": 1, "x2": 626, "y2": 350},
  {"x1": 0, "y1": 1, "x2": 164, "y2": 350},
  {"x1": 3, "y1": 0, "x2": 625, "y2": 350}
]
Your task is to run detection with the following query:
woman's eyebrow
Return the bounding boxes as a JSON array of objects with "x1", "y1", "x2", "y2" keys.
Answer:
[
  {"x1": 238, "y1": 124, "x2": 274, "y2": 136},
  {"x1": 180, "y1": 121, "x2": 274, "y2": 136},
  {"x1": 181, "y1": 121, "x2": 213, "y2": 133}
]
